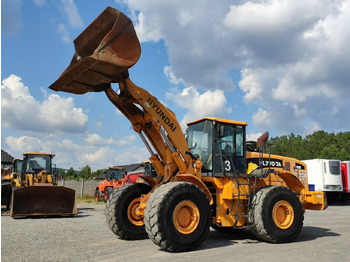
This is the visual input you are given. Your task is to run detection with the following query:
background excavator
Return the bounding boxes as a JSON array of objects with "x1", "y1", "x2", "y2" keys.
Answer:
[
  {"x1": 95, "y1": 162, "x2": 157, "y2": 202},
  {"x1": 2, "y1": 152, "x2": 77, "y2": 218},
  {"x1": 49, "y1": 7, "x2": 326, "y2": 251}
]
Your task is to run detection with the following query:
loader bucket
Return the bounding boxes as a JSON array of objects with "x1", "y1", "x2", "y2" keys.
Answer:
[
  {"x1": 10, "y1": 185, "x2": 78, "y2": 217},
  {"x1": 49, "y1": 6, "x2": 140, "y2": 94}
]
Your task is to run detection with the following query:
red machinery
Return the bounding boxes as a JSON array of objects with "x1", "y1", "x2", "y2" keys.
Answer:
[
  {"x1": 95, "y1": 167, "x2": 141, "y2": 202},
  {"x1": 341, "y1": 161, "x2": 350, "y2": 194}
]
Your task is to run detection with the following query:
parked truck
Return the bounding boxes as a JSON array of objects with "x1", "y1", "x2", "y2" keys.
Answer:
[
  {"x1": 303, "y1": 159, "x2": 343, "y2": 200},
  {"x1": 49, "y1": 7, "x2": 326, "y2": 252}
]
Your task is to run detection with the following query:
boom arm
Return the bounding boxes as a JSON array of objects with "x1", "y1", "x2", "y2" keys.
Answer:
[
  {"x1": 105, "y1": 75, "x2": 193, "y2": 180},
  {"x1": 48, "y1": 7, "x2": 200, "y2": 183}
]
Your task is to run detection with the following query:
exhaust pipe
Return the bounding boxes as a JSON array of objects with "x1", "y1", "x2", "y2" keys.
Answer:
[{"x1": 49, "y1": 7, "x2": 140, "y2": 94}]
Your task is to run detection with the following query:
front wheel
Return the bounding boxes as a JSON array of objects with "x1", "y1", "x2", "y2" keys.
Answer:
[
  {"x1": 104, "y1": 187, "x2": 113, "y2": 202},
  {"x1": 248, "y1": 186, "x2": 304, "y2": 243},
  {"x1": 105, "y1": 183, "x2": 152, "y2": 240},
  {"x1": 95, "y1": 190, "x2": 101, "y2": 202},
  {"x1": 144, "y1": 182, "x2": 211, "y2": 252}
]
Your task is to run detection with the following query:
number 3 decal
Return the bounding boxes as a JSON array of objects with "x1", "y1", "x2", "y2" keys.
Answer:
[{"x1": 225, "y1": 160, "x2": 231, "y2": 171}]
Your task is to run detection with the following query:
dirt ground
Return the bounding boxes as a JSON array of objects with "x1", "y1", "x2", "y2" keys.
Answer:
[{"x1": 2, "y1": 201, "x2": 350, "y2": 262}]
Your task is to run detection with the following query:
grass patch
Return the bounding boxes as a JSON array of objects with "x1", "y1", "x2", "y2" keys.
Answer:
[{"x1": 76, "y1": 194, "x2": 105, "y2": 204}]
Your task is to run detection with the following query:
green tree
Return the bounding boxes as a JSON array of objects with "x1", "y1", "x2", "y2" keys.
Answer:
[
  {"x1": 269, "y1": 130, "x2": 350, "y2": 161},
  {"x1": 92, "y1": 169, "x2": 105, "y2": 179},
  {"x1": 79, "y1": 165, "x2": 92, "y2": 180},
  {"x1": 336, "y1": 149, "x2": 350, "y2": 161},
  {"x1": 66, "y1": 167, "x2": 78, "y2": 179},
  {"x1": 319, "y1": 145, "x2": 339, "y2": 159}
]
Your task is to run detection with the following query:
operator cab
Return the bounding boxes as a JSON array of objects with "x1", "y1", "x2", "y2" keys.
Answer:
[
  {"x1": 187, "y1": 118, "x2": 247, "y2": 176},
  {"x1": 22, "y1": 153, "x2": 53, "y2": 175},
  {"x1": 13, "y1": 159, "x2": 23, "y2": 174},
  {"x1": 108, "y1": 167, "x2": 124, "y2": 180}
]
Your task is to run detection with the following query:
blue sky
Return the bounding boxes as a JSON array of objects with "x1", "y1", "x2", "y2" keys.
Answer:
[{"x1": 2, "y1": 0, "x2": 350, "y2": 171}]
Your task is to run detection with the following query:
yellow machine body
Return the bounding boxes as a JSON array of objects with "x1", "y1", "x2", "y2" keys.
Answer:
[
  {"x1": 9, "y1": 152, "x2": 78, "y2": 218},
  {"x1": 48, "y1": 7, "x2": 326, "y2": 251}
]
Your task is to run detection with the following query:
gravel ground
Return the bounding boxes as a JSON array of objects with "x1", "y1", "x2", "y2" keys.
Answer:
[{"x1": 2, "y1": 201, "x2": 350, "y2": 262}]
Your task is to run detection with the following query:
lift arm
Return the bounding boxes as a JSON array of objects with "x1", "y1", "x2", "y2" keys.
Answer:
[{"x1": 49, "y1": 7, "x2": 197, "y2": 181}]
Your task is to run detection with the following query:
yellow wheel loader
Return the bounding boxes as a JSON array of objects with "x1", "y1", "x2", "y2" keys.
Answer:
[
  {"x1": 49, "y1": 7, "x2": 326, "y2": 251},
  {"x1": 1, "y1": 158, "x2": 23, "y2": 210},
  {"x1": 5, "y1": 153, "x2": 77, "y2": 218}
]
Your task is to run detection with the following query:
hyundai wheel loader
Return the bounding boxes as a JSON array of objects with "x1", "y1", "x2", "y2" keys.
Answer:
[
  {"x1": 4, "y1": 152, "x2": 78, "y2": 218},
  {"x1": 49, "y1": 7, "x2": 326, "y2": 251}
]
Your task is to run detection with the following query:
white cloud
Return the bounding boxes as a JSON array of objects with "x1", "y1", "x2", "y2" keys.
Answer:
[
  {"x1": 5, "y1": 136, "x2": 43, "y2": 154},
  {"x1": 95, "y1": 121, "x2": 103, "y2": 130},
  {"x1": 113, "y1": 146, "x2": 150, "y2": 166},
  {"x1": 60, "y1": 0, "x2": 83, "y2": 28},
  {"x1": 166, "y1": 86, "x2": 230, "y2": 130},
  {"x1": 164, "y1": 66, "x2": 182, "y2": 85},
  {"x1": 2, "y1": 0, "x2": 23, "y2": 36},
  {"x1": 84, "y1": 133, "x2": 136, "y2": 146},
  {"x1": 1, "y1": 74, "x2": 88, "y2": 134},
  {"x1": 124, "y1": 0, "x2": 238, "y2": 91},
  {"x1": 57, "y1": 23, "x2": 71, "y2": 43},
  {"x1": 83, "y1": 147, "x2": 115, "y2": 166},
  {"x1": 4, "y1": 133, "x2": 143, "y2": 170},
  {"x1": 120, "y1": 0, "x2": 350, "y2": 134},
  {"x1": 246, "y1": 132, "x2": 263, "y2": 142},
  {"x1": 252, "y1": 108, "x2": 272, "y2": 132},
  {"x1": 33, "y1": 0, "x2": 83, "y2": 43},
  {"x1": 33, "y1": 0, "x2": 45, "y2": 6}
]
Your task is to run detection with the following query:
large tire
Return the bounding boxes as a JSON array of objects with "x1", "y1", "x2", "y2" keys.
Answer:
[
  {"x1": 104, "y1": 187, "x2": 113, "y2": 202},
  {"x1": 248, "y1": 186, "x2": 304, "y2": 243},
  {"x1": 95, "y1": 190, "x2": 101, "y2": 202},
  {"x1": 105, "y1": 183, "x2": 152, "y2": 240},
  {"x1": 144, "y1": 182, "x2": 211, "y2": 252}
]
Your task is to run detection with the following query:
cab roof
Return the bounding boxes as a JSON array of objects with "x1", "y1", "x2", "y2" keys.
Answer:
[
  {"x1": 187, "y1": 117, "x2": 247, "y2": 126},
  {"x1": 23, "y1": 152, "x2": 54, "y2": 156},
  {"x1": 107, "y1": 167, "x2": 124, "y2": 170}
]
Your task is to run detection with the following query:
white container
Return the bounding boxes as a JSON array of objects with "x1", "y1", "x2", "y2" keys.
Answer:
[{"x1": 303, "y1": 159, "x2": 343, "y2": 192}]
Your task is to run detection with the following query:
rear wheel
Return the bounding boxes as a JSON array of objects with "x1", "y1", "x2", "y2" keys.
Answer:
[
  {"x1": 105, "y1": 183, "x2": 151, "y2": 240},
  {"x1": 95, "y1": 190, "x2": 101, "y2": 202},
  {"x1": 144, "y1": 182, "x2": 211, "y2": 252},
  {"x1": 248, "y1": 186, "x2": 304, "y2": 243}
]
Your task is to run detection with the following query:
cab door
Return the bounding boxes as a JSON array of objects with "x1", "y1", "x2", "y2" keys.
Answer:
[{"x1": 213, "y1": 124, "x2": 246, "y2": 176}]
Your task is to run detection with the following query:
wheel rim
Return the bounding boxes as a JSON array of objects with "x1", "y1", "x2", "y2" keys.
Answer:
[
  {"x1": 127, "y1": 198, "x2": 144, "y2": 226},
  {"x1": 173, "y1": 200, "x2": 200, "y2": 234},
  {"x1": 272, "y1": 200, "x2": 294, "y2": 229}
]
